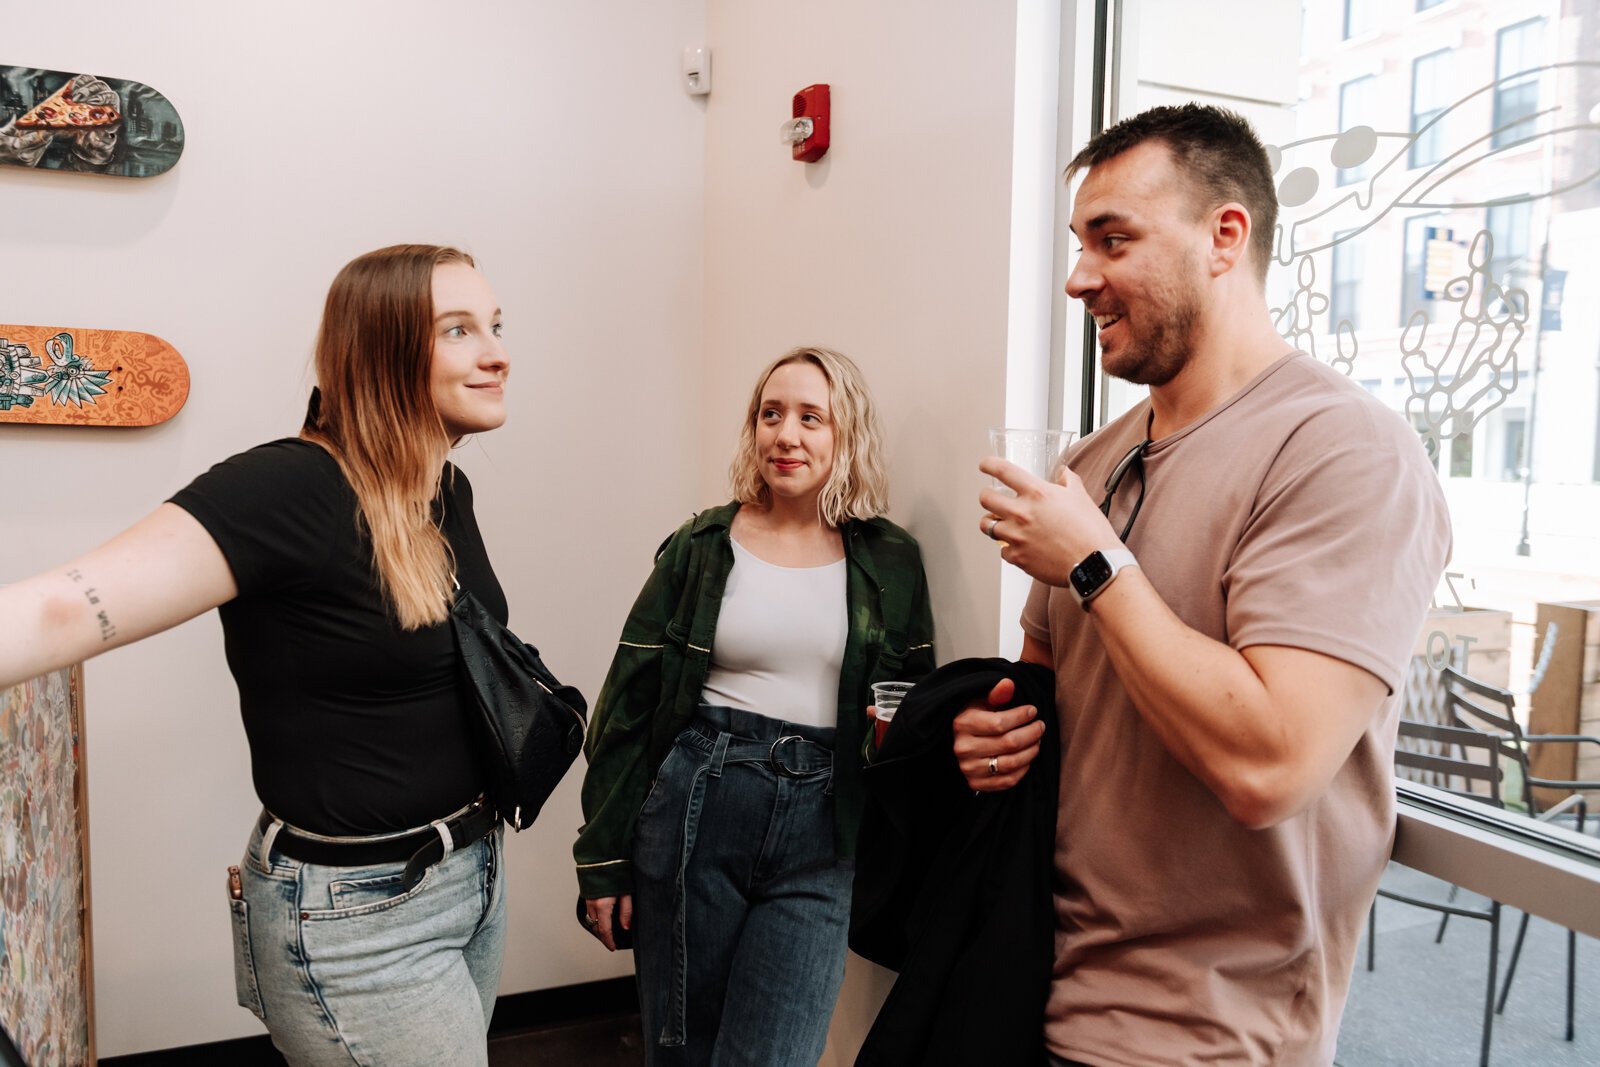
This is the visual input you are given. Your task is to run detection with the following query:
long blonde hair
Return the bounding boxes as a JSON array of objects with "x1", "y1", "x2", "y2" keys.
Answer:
[
  {"x1": 728, "y1": 346, "x2": 890, "y2": 525},
  {"x1": 301, "y1": 244, "x2": 470, "y2": 630}
]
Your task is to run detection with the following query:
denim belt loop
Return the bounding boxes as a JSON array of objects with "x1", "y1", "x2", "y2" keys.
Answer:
[
  {"x1": 430, "y1": 818, "x2": 455, "y2": 859},
  {"x1": 706, "y1": 729, "x2": 732, "y2": 779},
  {"x1": 257, "y1": 818, "x2": 284, "y2": 874}
]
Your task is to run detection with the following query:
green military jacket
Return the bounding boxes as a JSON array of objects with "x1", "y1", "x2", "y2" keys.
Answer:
[{"x1": 574, "y1": 502, "x2": 936, "y2": 898}]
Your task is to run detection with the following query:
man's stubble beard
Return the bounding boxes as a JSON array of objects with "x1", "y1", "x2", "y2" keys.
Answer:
[{"x1": 1102, "y1": 255, "x2": 1204, "y2": 388}]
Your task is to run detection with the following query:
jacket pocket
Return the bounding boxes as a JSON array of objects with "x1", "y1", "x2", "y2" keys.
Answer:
[
  {"x1": 228, "y1": 895, "x2": 265, "y2": 1020},
  {"x1": 875, "y1": 629, "x2": 910, "y2": 677},
  {"x1": 664, "y1": 617, "x2": 689, "y2": 648}
]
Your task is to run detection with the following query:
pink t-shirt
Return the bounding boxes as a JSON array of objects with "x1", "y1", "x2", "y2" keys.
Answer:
[{"x1": 1022, "y1": 354, "x2": 1450, "y2": 1066}]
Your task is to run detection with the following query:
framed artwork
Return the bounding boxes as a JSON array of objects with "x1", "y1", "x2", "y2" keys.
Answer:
[{"x1": 0, "y1": 665, "x2": 94, "y2": 1064}]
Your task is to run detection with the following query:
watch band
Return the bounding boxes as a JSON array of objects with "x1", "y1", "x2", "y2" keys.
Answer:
[{"x1": 1070, "y1": 548, "x2": 1138, "y2": 611}]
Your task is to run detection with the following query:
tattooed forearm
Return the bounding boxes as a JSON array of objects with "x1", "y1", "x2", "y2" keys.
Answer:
[{"x1": 65, "y1": 567, "x2": 118, "y2": 642}]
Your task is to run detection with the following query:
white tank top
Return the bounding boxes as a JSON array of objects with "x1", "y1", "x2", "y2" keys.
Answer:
[{"x1": 699, "y1": 537, "x2": 848, "y2": 729}]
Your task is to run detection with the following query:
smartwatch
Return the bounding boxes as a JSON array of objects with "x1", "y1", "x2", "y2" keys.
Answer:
[{"x1": 1068, "y1": 548, "x2": 1138, "y2": 611}]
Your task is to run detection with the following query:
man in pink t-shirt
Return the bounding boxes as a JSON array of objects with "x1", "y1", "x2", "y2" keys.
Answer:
[{"x1": 966, "y1": 105, "x2": 1450, "y2": 1065}]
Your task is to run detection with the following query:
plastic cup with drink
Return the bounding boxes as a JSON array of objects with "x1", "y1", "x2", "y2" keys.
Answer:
[{"x1": 871, "y1": 681, "x2": 915, "y2": 747}]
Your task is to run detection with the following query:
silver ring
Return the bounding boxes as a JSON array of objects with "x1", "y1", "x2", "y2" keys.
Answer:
[
  {"x1": 585, "y1": 914, "x2": 600, "y2": 928},
  {"x1": 983, "y1": 516, "x2": 1001, "y2": 540},
  {"x1": 987, "y1": 756, "x2": 1000, "y2": 776}
]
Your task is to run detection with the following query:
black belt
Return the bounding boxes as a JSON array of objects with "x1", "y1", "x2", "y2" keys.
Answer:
[{"x1": 257, "y1": 796, "x2": 499, "y2": 890}]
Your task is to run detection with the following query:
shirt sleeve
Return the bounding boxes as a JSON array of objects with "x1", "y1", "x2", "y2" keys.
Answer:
[
  {"x1": 1021, "y1": 578, "x2": 1052, "y2": 646},
  {"x1": 168, "y1": 439, "x2": 346, "y2": 597},
  {"x1": 1224, "y1": 407, "x2": 1451, "y2": 694}
]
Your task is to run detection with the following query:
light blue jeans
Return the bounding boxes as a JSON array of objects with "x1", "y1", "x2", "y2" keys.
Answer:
[
  {"x1": 230, "y1": 818, "x2": 506, "y2": 1066},
  {"x1": 632, "y1": 705, "x2": 854, "y2": 1067}
]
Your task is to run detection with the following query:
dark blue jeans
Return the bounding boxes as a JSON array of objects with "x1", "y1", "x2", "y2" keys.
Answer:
[{"x1": 632, "y1": 705, "x2": 853, "y2": 1066}]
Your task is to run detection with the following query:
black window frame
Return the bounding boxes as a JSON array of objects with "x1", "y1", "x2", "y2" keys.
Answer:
[
  {"x1": 1400, "y1": 214, "x2": 1447, "y2": 328},
  {"x1": 1493, "y1": 17, "x2": 1545, "y2": 150},
  {"x1": 1344, "y1": 0, "x2": 1376, "y2": 39},
  {"x1": 1337, "y1": 75, "x2": 1379, "y2": 187},
  {"x1": 1409, "y1": 48, "x2": 1450, "y2": 169},
  {"x1": 1330, "y1": 230, "x2": 1363, "y2": 332}
]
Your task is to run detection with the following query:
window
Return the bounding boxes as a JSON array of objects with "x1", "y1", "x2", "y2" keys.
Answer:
[
  {"x1": 1409, "y1": 49, "x2": 1449, "y2": 168},
  {"x1": 1330, "y1": 232, "x2": 1362, "y2": 331},
  {"x1": 1344, "y1": 0, "x2": 1377, "y2": 39},
  {"x1": 1500, "y1": 411, "x2": 1526, "y2": 481},
  {"x1": 1400, "y1": 215, "x2": 1446, "y2": 327},
  {"x1": 1486, "y1": 199, "x2": 1533, "y2": 289},
  {"x1": 1494, "y1": 18, "x2": 1545, "y2": 149},
  {"x1": 1449, "y1": 431, "x2": 1474, "y2": 477},
  {"x1": 1078, "y1": 2, "x2": 1600, "y2": 1056},
  {"x1": 1411, "y1": 415, "x2": 1441, "y2": 471},
  {"x1": 1594, "y1": 377, "x2": 1600, "y2": 483},
  {"x1": 1337, "y1": 76, "x2": 1379, "y2": 186}
]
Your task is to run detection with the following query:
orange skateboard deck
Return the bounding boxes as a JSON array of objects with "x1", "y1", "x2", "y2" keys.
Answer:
[{"x1": 0, "y1": 325, "x2": 188, "y2": 427}]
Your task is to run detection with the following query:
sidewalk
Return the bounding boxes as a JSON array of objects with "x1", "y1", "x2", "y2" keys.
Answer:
[{"x1": 1337, "y1": 865, "x2": 1598, "y2": 1065}]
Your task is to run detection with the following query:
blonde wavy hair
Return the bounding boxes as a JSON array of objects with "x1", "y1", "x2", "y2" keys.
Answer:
[
  {"x1": 302, "y1": 244, "x2": 470, "y2": 630},
  {"x1": 728, "y1": 346, "x2": 890, "y2": 525}
]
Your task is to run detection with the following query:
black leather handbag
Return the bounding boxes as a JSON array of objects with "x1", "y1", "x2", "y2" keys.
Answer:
[{"x1": 449, "y1": 587, "x2": 588, "y2": 831}]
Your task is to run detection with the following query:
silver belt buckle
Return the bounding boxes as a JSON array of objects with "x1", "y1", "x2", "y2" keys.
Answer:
[{"x1": 768, "y1": 735, "x2": 810, "y2": 778}]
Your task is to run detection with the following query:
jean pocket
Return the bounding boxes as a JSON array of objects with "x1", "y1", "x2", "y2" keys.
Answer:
[
  {"x1": 228, "y1": 896, "x2": 265, "y2": 1020},
  {"x1": 637, "y1": 744, "x2": 687, "y2": 822},
  {"x1": 302, "y1": 863, "x2": 436, "y2": 921}
]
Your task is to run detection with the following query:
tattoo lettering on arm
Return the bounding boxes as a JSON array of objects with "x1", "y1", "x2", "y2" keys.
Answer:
[{"x1": 65, "y1": 567, "x2": 117, "y2": 642}]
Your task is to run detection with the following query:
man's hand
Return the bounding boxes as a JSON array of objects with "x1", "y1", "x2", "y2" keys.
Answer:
[
  {"x1": 583, "y1": 894, "x2": 632, "y2": 952},
  {"x1": 953, "y1": 677, "x2": 1046, "y2": 791},
  {"x1": 978, "y1": 457, "x2": 1123, "y2": 587}
]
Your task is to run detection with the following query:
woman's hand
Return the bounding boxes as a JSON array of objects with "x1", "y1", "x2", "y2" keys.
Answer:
[{"x1": 583, "y1": 894, "x2": 633, "y2": 951}]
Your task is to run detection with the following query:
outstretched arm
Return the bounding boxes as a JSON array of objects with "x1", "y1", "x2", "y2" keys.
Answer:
[{"x1": 0, "y1": 503, "x2": 237, "y2": 689}]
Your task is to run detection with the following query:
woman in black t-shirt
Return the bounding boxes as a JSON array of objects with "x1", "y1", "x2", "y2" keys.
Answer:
[{"x1": 0, "y1": 244, "x2": 517, "y2": 1066}]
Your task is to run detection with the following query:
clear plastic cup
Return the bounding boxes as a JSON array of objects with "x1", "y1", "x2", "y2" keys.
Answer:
[
  {"x1": 987, "y1": 427, "x2": 1076, "y2": 491},
  {"x1": 871, "y1": 681, "x2": 915, "y2": 746}
]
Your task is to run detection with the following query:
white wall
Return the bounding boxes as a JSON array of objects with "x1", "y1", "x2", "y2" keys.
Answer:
[
  {"x1": 698, "y1": 2, "x2": 1026, "y2": 1060},
  {"x1": 700, "y1": 0, "x2": 1022, "y2": 660},
  {"x1": 2, "y1": 1, "x2": 705, "y2": 1055},
  {"x1": 7, "y1": 0, "x2": 1048, "y2": 1057}
]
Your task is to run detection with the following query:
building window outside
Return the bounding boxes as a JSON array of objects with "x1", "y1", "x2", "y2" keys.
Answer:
[
  {"x1": 1338, "y1": 76, "x2": 1379, "y2": 186},
  {"x1": 1400, "y1": 214, "x2": 1447, "y2": 327},
  {"x1": 1494, "y1": 18, "x2": 1545, "y2": 149},
  {"x1": 1344, "y1": 0, "x2": 1377, "y2": 39},
  {"x1": 1486, "y1": 199, "x2": 1534, "y2": 296},
  {"x1": 1330, "y1": 232, "x2": 1362, "y2": 332},
  {"x1": 1450, "y1": 431, "x2": 1474, "y2": 477},
  {"x1": 1500, "y1": 411, "x2": 1527, "y2": 481},
  {"x1": 1410, "y1": 49, "x2": 1450, "y2": 169},
  {"x1": 1412, "y1": 416, "x2": 1442, "y2": 471}
]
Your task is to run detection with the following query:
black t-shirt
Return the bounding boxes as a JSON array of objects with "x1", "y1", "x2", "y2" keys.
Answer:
[{"x1": 170, "y1": 438, "x2": 507, "y2": 835}]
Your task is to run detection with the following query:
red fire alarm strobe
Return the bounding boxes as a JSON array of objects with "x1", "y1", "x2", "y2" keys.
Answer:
[{"x1": 791, "y1": 83, "x2": 830, "y2": 162}]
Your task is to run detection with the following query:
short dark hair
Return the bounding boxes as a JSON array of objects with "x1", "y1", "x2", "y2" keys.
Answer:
[{"x1": 1067, "y1": 104, "x2": 1277, "y2": 284}]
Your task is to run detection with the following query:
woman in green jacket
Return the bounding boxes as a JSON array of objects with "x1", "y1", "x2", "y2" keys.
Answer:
[{"x1": 575, "y1": 346, "x2": 935, "y2": 1065}]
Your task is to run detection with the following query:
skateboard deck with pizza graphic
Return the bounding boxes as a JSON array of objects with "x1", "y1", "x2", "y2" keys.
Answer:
[
  {"x1": 0, "y1": 325, "x2": 189, "y2": 427},
  {"x1": 0, "y1": 64, "x2": 184, "y2": 178}
]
